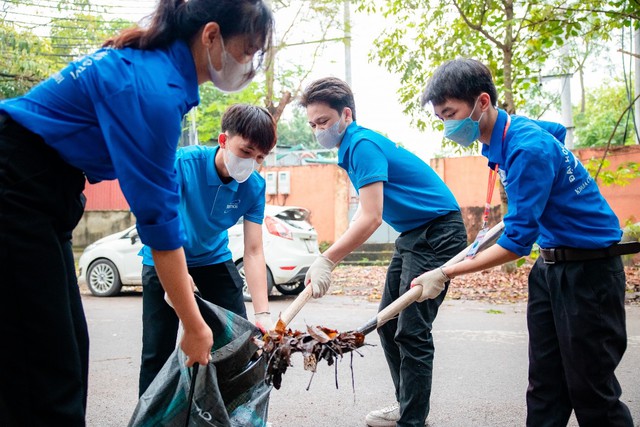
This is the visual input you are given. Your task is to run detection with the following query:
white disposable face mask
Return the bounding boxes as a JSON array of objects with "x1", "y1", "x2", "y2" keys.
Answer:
[
  {"x1": 207, "y1": 36, "x2": 255, "y2": 93},
  {"x1": 224, "y1": 147, "x2": 256, "y2": 183},
  {"x1": 315, "y1": 114, "x2": 346, "y2": 149}
]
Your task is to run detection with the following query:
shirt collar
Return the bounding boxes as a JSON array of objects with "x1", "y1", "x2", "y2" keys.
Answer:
[
  {"x1": 337, "y1": 121, "x2": 358, "y2": 166},
  {"x1": 482, "y1": 108, "x2": 508, "y2": 168},
  {"x1": 207, "y1": 146, "x2": 239, "y2": 190},
  {"x1": 167, "y1": 40, "x2": 200, "y2": 109}
]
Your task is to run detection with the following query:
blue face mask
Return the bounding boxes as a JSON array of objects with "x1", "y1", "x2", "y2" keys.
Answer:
[{"x1": 443, "y1": 99, "x2": 484, "y2": 147}]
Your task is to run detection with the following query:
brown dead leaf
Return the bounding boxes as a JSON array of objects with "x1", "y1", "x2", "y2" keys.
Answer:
[{"x1": 331, "y1": 264, "x2": 640, "y2": 305}]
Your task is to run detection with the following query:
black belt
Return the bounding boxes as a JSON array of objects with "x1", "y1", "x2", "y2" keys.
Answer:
[{"x1": 540, "y1": 241, "x2": 640, "y2": 264}]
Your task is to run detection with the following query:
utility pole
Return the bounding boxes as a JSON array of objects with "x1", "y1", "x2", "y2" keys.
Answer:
[
  {"x1": 635, "y1": 27, "x2": 640, "y2": 144},
  {"x1": 560, "y1": 74, "x2": 574, "y2": 148},
  {"x1": 343, "y1": 0, "x2": 352, "y2": 86},
  {"x1": 560, "y1": 44, "x2": 575, "y2": 149},
  {"x1": 542, "y1": 71, "x2": 575, "y2": 148}
]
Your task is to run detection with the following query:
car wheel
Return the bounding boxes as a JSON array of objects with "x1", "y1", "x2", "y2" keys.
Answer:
[
  {"x1": 87, "y1": 259, "x2": 123, "y2": 297},
  {"x1": 275, "y1": 281, "x2": 305, "y2": 296},
  {"x1": 236, "y1": 260, "x2": 274, "y2": 302}
]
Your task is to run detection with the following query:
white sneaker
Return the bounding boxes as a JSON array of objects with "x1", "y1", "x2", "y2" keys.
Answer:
[{"x1": 365, "y1": 403, "x2": 400, "y2": 426}]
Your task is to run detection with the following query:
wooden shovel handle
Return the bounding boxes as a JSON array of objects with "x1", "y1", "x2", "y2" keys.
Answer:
[
  {"x1": 279, "y1": 285, "x2": 313, "y2": 327},
  {"x1": 370, "y1": 221, "x2": 505, "y2": 331}
]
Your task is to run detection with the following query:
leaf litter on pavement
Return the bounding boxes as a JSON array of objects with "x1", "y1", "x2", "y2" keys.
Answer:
[{"x1": 330, "y1": 264, "x2": 640, "y2": 305}]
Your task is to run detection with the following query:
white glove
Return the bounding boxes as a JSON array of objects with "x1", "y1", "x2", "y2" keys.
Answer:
[
  {"x1": 411, "y1": 268, "x2": 450, "y2": 302},
  {"x1": 254, "y1": 311, "x2": 273, "y2": 333},
  {"x1": 304, "y1": 254, "x2": 336, "y2": 298}
]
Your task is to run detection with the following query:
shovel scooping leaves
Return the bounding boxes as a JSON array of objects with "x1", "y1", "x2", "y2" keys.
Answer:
[
  {"x1": 254, "y1": 222, "x2": 505, "y2": 393},
  {"x1": 255, "y1": 317, "x2": 367, "y2": 390}
]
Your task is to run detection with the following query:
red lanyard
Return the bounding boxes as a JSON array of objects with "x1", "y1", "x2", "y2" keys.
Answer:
[
  {"x1": 466, "y1": 115, "x2": 510, "y2": 259},
  {"x1": 480, "y1": 164, "x2": 499, "y2": 229},
  {"x1": 480, "y1": 115, "x2": 510, "y2": 228}
]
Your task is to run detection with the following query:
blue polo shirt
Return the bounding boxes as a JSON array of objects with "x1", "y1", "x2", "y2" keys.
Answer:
[
  {"x1": 140, "y1": 145, "x2": 266, "y2": 267},
  {"x1": 0, "y1": 40, "x2": 200, "y2": 251},
  {"x1": 338, "y1": 122, "x2": 460, "y2": 233},
  {"x1": 482, "y1": 109, "x2": 621, "y2": 256}
]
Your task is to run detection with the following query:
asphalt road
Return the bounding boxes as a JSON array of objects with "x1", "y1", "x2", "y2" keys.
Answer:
[{"x1": 83, "y1": 291, "x2": 640, "y2": 426}]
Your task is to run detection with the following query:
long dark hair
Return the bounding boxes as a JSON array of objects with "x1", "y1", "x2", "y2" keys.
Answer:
[{"x1": 103, "y1": 0, "x2": 274, "y2": 57}]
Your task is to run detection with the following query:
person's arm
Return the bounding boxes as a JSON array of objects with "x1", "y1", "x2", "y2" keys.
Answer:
[
  {"x1": 242, "y1": 220, "x2": 270, "y2": 314},
  {"x1": 414, "y1": 130, "x2": 556, "y2": 302},
  {"x1": 152, "y1": 248, "x2": 213, "y2": 366},
  {"x1": 444, "y1": 244, "x2": 520, "y2": 279},
  {"x1": 305, "y1": 181, "x2": 383, "y2": 298},
  {"x1": 323, "y1": 181, "x2": 383, "y2": 263},
  {"x1": 412, "y1": 244, "x2": 521, "y2": 302}
]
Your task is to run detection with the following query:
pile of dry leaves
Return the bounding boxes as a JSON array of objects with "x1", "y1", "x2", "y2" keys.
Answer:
[{"x1": 330, "y1": 264, "x2": 640, "y2": 305}]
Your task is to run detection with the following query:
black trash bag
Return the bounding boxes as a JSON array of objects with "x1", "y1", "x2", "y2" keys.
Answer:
[{"x1": 129, "y1": 295, "x2": 272, "y2": 427}]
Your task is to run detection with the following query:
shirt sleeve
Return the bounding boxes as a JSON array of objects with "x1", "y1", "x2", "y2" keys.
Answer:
[
  {"x1": 497, "y1": 129, "x2": 556, "y2": 256},
  {"x1": 536, "y1": 120, "x2": 566, "y2": 145},
  {"x1": 243, "y1": 177, "x2": 266, "y2": 225},
  {"x1": 350, "y1": 139, "x2": 388, "y2": 189},
  {"x1": 95, "y1": 88, "x2": 186, "y2": 251}
]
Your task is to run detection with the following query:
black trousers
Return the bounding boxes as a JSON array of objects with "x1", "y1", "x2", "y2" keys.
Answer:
[
  {"x1": 0, "y1": 118, "x2": 88, "y2": 426},
  {"x1": 378, "y1": 211, "x2": 467, "y2": 427},
  {"x1": 526, "y1": 257, "x2": 634, "y2": 427},
  {"x1": 138, "y1": 260, "x2": 247, "y2": 396}
]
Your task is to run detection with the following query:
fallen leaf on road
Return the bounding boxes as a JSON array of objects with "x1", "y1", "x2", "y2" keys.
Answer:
[{"x1": 331, "y1": 264, "x2": 640, "y2": 305}]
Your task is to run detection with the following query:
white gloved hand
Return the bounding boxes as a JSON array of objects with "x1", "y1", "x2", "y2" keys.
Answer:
[
  {"x1": 254, "y1": 311, "x2": 274, "y2": 333},
  {"x1": 304, "y1": 254, "x2": 336, "y2": 298},
  {"x1": 411, "y1": 268, "x2": 450, "y2": 302}
]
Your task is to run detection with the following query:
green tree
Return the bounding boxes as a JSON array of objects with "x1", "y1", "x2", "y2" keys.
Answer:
[
  {"x1": 0, "y1": 23, "x2": 57, "y2": 98},
  {"x1": 195, "y1": 82, "x2": 264, "y2": 145},
  {"x1": 276, "y1": 107, "x2": 317, "y2": 148},
  {"x1": 262, "y1": 0, "x2": 345, "y2": 122},
  {"x1": 573, "y1": 80, "x2": 637, "y2": 147},
  {"x1": 356, "y1": 0, "x2": 620, "y2": 126},
  {"x1": 49, "y1": 13, "x2": 130, "y2": 66}
]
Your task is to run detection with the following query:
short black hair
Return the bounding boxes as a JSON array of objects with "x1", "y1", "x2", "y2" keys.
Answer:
[
  {"x1": 299, "y1": 77, "x2": 357, "y2": 121},
  {"x1": 221, "y1": 104, "x2": 277, "y2": 153},
  {"x1": 421, "y1": 58, "x2": 498, "y2": 108}
]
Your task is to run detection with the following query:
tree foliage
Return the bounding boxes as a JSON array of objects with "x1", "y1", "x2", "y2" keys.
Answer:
[
  {"x1": 1, "y1": 0, "x2": 348, "y2": 134},
  {"x1": 0, "y1": 23, "x2": 57, "y2": 99},
  {"x1": 573, "y1": 80, "x2": 637, "y2": 147},
  {"x1": 262, "y1": 0, "x2": 344, "y2": 123},
  {"x1": 276, "y1": 107, "x2": 317, "y2": 148},
  {"x1": 49, "y1": 13, "x2": 130, "y2": 63},
  {"x1": 584, "y1": 158, "x2": 640, "y2": 186},
  {"x1": 356, "y1": 0, "x2": 626, "y2": 132},
  {"x1": 194, "y1": 82, "x2": 264, "y2": 145}
]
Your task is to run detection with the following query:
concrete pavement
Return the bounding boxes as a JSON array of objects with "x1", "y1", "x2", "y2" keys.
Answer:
[{"x1": 83, "y1": 292, "x2": 640, "y2": 426}]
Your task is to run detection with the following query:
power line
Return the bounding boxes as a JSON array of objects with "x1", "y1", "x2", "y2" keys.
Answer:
[
  {"x1": 4, "y1": 8, "x2": 132, "y2": 24},
  {"x1": 2, "y1": 0, "x2": 155, "y2": 13}
]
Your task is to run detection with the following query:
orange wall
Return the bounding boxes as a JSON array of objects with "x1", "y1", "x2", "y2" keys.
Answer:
[
  {"x1": 261, "y1": 164, "x2": 351, "y2": 243},
  {"x1": 82, "y1": 165, "x2": 351, "y2": 244},
  {"x1": 431, "y1": 145, "x2": 640, "y2": 228},
  {"x1": 83, "y1": 179, "x2": 129, "y2": 211},
  {"x1": 430, "y1": 156, "x2": 502, "y2": 208},
  {"x1": 575, "y1": 145, "x2": 640, "y2": 225},
  {"x1": 82, "y1": 146, "x2": 639, "y2": 244}
]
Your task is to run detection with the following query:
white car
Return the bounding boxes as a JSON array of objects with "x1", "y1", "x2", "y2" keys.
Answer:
[{"x1": 77, "y1": 205, "x2": 320, "y2": 298}]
